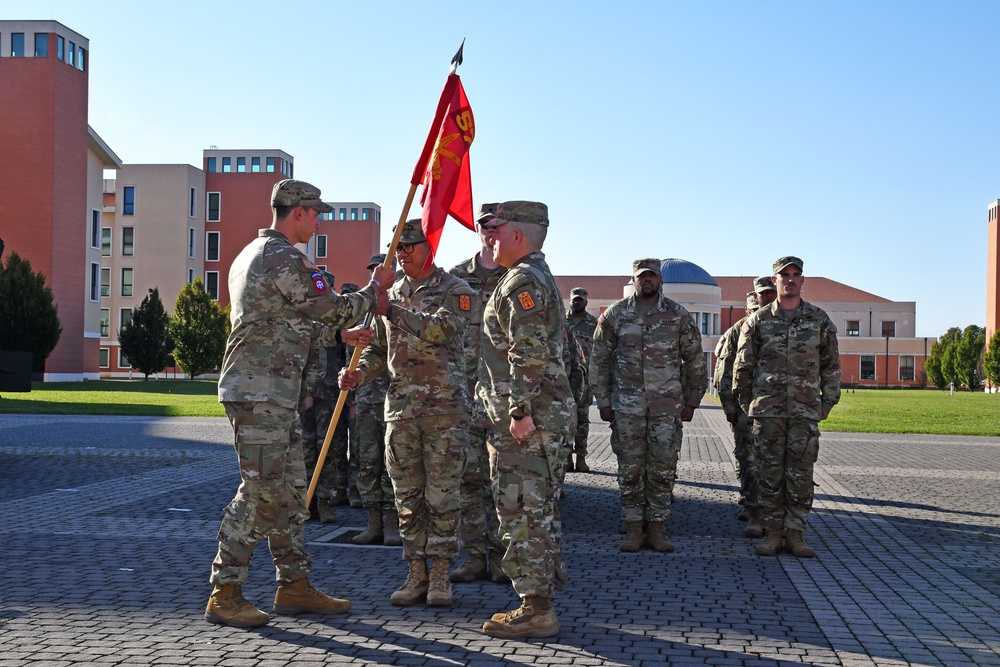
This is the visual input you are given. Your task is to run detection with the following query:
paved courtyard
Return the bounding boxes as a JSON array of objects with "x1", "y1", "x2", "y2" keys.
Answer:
[{"x1": 0, "y1": 403, "x2": 998, "y2": 666}]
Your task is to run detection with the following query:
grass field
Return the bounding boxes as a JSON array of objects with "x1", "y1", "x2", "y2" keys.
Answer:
[{"x1": 0, "y1": 380, "x2": 225, "y2": 417}]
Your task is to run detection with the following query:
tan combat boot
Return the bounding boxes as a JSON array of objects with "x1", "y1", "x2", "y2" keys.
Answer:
[
  {"x1": 204, "y1": 584, "x2": 270, "y2": 628},
  {"x1": 755, "y1": 525, "x2": 784, "y2": 556},
  {"x1": 352, "y1": 506, "x2": 383, "y2": 545},
  {"x1": 273, "y1": 578, "x2": 350, "y2": 615},
  {"x1": 390, "y1": 559, "x2": 429, "y2": 606},
  {"x1": 450, "y1": 553, "x2": 487, "y2": 583},
  {"x1": 566, "y1": 454, "x2": 575, "y2": 472},
  {"x1": 483, "y1": 595, "x2": 560, "y2": 638},
  {"x1": 785, "y1": 529, "x2": 816, "y2": 558},
  {"x1": 317, "y1": 499, "x2": 337, "y2": 524},
  {"x1": 646, "y1": 522, "x2": 674, "y2": 552},
  {"x1": 743, "y1": 510, "x2": 764, "y2": 539},
  {"x1": 426, "y1": 558, "x2": 453, "y2": 606},
  {"x1": 348, "y1": 485, "x2": 363, "y2": 508},
  {"x1": 619, "y1": 521, "x2": 644, "y2": 552},
  {"x1": 383, "y1": 508, "x2": 402, "y2": 547},
  {"x1": 574, "y1": 452, "x2": 590, "y2": 473},
  {"x1": 488, "y1": 551, "x2": 511, "y2": 584}
]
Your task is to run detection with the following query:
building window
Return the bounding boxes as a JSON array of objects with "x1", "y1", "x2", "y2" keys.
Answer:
[
  {"x1": 119, "y1": 348, "x2": 131, "y2": 369},
  {"x1": 700, "y1": 313, "x2": 710, "y2": 336},
  {"x1": 206, "y1": 231, "x2": 220, "y2": 262},
  {"x1": 100, "y1": 309, "x2": 110, "y2": 338},
  {"x1": 222, "y1": 157, "x2": 231, "y2": 173},
  {"x1": 881, "y1": 321, "x2": 896, "y2": 337},
  {"x1": 207, "y1": 157, "x2": 217, "y2": 173},
  {"x1": 266, "y1": 157, "x2": 275, "y2": 173},
  {"x1": 101, "y1": 228, "x2": 112, "y2": 257},
  {"x1": 251, "y1": 157, "x2": 260, "y2": 173},
  {"x1": 122, "y1": 186, "x2": 135, "y2": 215},
  {"x1": 350, "y1": 208, "x2": 358, "y2": 220},
  {"x1": 11, "y1": 33, "x2": 24, "y2": 57},
  {"x1": 121, "y1": 227, "x2": 134, "y2": 256},
  {"x1": 120, "y1": 308, "x2": 133, "y2": 330},
  {"x1": 205, "y1": 271, "x2": 219, "y2": 300},
  {"x1": 317, "y1": 235, "x2": 327, "y2": 258},
  {"x1": 101, "y1": 268, "x2": 110, "y2": 297},
  {"x1": 121, "y1": 268, "x2": 134, "y2": 297},
  {"x1": 899, "y1": 355, "x2": 915, "y2": 382},
  {"x1": 860, "y1": 355, "x2": 876, "y2": 381},
  {"x1": 99, "y1": 348, "x2": 110, "y2": 368},
  {"x1": 188, "y1": 228, "x2": 195, "y2": 258},
  {"x1": 846, "y1": 320, "x2": 860, "y2": 337},
  {"x1": 90, "y1": 210, "x2": 100, "y2": 248},
  {"x1": 77, "y1": 47, "x2": 85, "y2": 71},
  {"x1": 339, "y1": 208, "x2": 347, "y2": 221},
  {"x1": 34, "y1": 33, "x2": 48, "y2": 57},
  {"x1": 90, "y1": 262, "x2": 100, "y2": 302},
  {"x1": 362, "y1": 208, "x2": 370, "y2": 221},
  {"x1": 57, "y1": 35, "x2": 64, "y2": 60},
  {"x1": 187, "y1": 268, "x2": 194, "y2": 284},
  {"x1": 67, "y1": 40, "x2": 74, "y2": 66},
  {"x1": 207, "y1": 192, "x2": 221, "y2": 221},
  {"x1": 316, "y1": 265, "x2": 326, "y2": 272},
  {"x1": 189, "y1": 187, "x2": 197, "y2": 218},
  {"x1": 237, "y1": 157, "x2": 246, "y2": 173}
]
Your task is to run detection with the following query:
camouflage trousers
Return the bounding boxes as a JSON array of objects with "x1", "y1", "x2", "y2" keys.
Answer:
[
  {"x1": 385, "y1": 414, "x2": 466, "y2": 561},
  {"x1": 487, "y1": 427, "x2": 570, "y2": 599},
  {"x1": 574, "y1": 389, "x2": 593, "y2": 456},
  {"x1": 752, "y1": 417, "x2": 820, "y2": 532},
  {"x1": 355, "y1": 401, "x2": 393, "y2": 510},
  {"x1": 731, "y1": 412, "x2": 759, "y2": 512},
  {"x1": 300, "y1": 399, "x2": 343, "y2": 500},
  {"x1": 211, "y1": 402, "x2": 311, "y2": 586},
  {"x1": 611, "y1": 413, "x2": 683, "y2": 523},
  {"x1": 456, "y1": 425, "x2": 504, "y2": 557}
]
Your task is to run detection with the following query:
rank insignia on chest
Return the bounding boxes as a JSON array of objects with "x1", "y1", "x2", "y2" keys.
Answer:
[
  {"x1": 789, "y1": 327, "x2": 798, "y2": 338},
  {"x1": 459, "y1": 295, "x2": 472, "y2": 311},
  {"x1": 311, "y1": 272, "x2": 328, "y2": 293},
  {"x1": 516, "y1": 291, "x2": 536, "y2": 310}
]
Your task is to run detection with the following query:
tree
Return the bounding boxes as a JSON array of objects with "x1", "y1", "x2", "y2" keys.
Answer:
[
  {"x1": 984, "y1": 329, "x2": 1000, "y2": 391},
  {"x1": 0, "y1": 251, "x2": 62, "y2": 373},
  {"x1": 954, "y1": 324, "x2": 985, "y2": 391},
  {"x1": 168, "y1": 278, "x2": 229, "y2": 379},
  {"x1": 118, "y1": 287, "x2": 172, "y2": 380},
  {"x1": 925, "y1": 341, "x2": 946, "y2": 390},
  {"x1": 937, "y1": 327, "x2": 962, "y2": 389}
]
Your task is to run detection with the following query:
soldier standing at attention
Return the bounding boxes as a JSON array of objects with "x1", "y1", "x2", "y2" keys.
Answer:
[
  {"x1": 477, "y1": 201, "x2": 575, "y2": 639},
  {"x1": 714, "y1": 276, "x2": 777, "y2": 538},
  {"x1": 206, "y1": 179, "x2": 393, "y2": 628},
  {"x1": 565, "y1": 287, "x2": 599, "y2": 472},
  {"x1": 338, "y1": 220, "x2": 475, "y2": 607},
  {"x1": 448, "y1": 204, "x2": 510, "y2": 584},
  {"x1": 591, "y1": 258, "x2": 707, "y2": 554},
  {"x1": 734, "y1": 256, "x2": 841, "y2": 558}
]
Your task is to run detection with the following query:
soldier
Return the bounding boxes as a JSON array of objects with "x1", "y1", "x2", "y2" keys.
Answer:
[
  {"x1": 734, "y1": 256, "x2": 841, "y2": 558},
  {"x1": 339, "y1": 220, "x2": 475, "y2": 607},
  {"x1": 477, "y1": 200, "x2": 574, "y2": 639},
  {"x1": 591, "y1": 258, "x2": 707, "y2": 553},
  {"x1": 714, "y1": 276, "x2": 777, "y2": 538},
  {"x1": 565, "y1": 287, "x2": 599, "y2": 472},
  {"x1": 351, "y1": 257, "x2": 399, "y2": 546},
  {"x1": 206, "y1": 178, "x2": 393, "y2": 628},
  {"x1": 448, "y1": 204, "x2": 509, "y2": 584}
]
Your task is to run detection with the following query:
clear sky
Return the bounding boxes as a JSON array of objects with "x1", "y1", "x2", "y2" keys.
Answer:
[{"x1": 17, "y1": 0, "x2": 1000, "y2": 337}]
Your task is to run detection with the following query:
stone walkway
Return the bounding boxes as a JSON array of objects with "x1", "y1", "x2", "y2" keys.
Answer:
[{"x1": 0, "y1": 404, "x2": 998, "y2": 666}]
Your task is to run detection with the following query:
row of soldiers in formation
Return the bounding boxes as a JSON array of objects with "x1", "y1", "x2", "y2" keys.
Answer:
[{"x1": 205, "y1": 178, "x2": 841, "y2": 640}]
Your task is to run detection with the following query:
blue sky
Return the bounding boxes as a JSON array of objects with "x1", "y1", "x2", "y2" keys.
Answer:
[{"x1": 19, "y1": 0, "x2": 1000, "y2": 336}]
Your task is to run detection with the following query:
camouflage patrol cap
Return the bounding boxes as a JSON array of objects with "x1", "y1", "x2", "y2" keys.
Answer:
[
  {"x1": 271, "y1": 179, "x2": 333, "y2": 213},
  {"x1": 746, "y1": 292, "x2": 759, "y2": 311},
  {"x1": 477, "y1": 202, "x2": 499, "y2": 224},
  {"x1": 632, "y1": 258, "x2": 661, "y2": 278},
  {"x1": 481, "y1": 201, "x2": 549, "y2": 227},
  {"x1": 340, "y1": 282, "x2": 360, "y2": 293},
  {"x1": 570, "y1": 287, "x2": 588, "y2": 300},
  {"x1": 773, "y1": 256, "x2": 803, "y2": 274},
  {"x1": 753, "y1": 275, "x2": 777, "y2": 293},
  {"x1": 394, "y1": 219, "x2": 426, "y2": 244},
  {"x1": 367, "y1": 253, "x2": 386, "y2": 270}
]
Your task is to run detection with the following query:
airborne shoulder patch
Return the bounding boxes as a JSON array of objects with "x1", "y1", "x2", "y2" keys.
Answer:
[
  {"x1": 311, "y1": 272, "x2": 328, "y2": 293},
  {"x1": 516, "y1": 290, "x2": 536, "y2": 311}
]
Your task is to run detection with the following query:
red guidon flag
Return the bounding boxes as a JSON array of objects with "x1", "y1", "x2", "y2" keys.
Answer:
[{"x1": 410, "y1": 73, "x2": 475, "y2": 269}]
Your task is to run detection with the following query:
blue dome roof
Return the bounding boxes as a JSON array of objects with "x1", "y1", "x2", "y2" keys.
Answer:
[{"x1": 660, "y1": 258, "x2": 717, "y2": 286}]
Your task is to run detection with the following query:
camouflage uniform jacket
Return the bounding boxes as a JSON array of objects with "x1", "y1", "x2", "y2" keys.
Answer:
[
  {"x1": 358, "y1": 266, "x2": 475, "y2": 421},
  {"x1": 713, "y1": 316, "x2": 747, "y2": 419},
  {"x1": 565, "y1": 311, "x2": 599, "y2": 362},
  {"x1": 218, "y1": 229, "x2": 375, "y2": 409},
  {"x1": 477, "y1": 251, "x2": 576, "y2": 435},
  {"x1": 733, "y1": 299, "x2": 841, "y2": 420},
  {"x1": 591, "y1": 293, "x2": 708, "y2": 417}
]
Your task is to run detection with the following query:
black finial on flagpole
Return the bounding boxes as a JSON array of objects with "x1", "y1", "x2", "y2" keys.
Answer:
[{"x1": 450, "y1": 39, "x2": 465, "y2": 73}]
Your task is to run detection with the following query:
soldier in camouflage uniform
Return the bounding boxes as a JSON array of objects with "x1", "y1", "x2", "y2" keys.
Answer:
[
  {"x1": 339, "y1": 220, "x2": 475, "y2": 607},
  {"x1": 591, "y1": 258, "x2": 707, "y2": 554},
  {"x1": 565, "y1": 287, "x2": 599, "y2": 472},
  {"x1": 713, "y1": 276, "x2": 776, "y2": 538},
  {"x1": 734, "y1": 256, "x2": 841, "y2": 558},
  {"x1": 477, "y1": 201, "x2": 575, "y2": 639},
  {"x1": 351, "y1": 257, "x2": 399, "y2": 546},
  {"x1": 448, "y1": 204, "x2": 509, "y2": 584},
  {"x1": 206, "y1": 179, "x2": 393, "y2": 628}
]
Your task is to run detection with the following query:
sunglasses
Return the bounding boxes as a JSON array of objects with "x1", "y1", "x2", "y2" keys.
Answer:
[{"x1": 398, "y1": 240, "x2": 428, "y2": 254}]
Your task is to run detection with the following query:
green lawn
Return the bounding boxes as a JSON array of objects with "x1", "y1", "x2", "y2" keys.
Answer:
[
  {"x1": 0, "y1": 380, "x2": 225, "y2": 417},
  {"x1": 822, "y1": 388, "x2": 1000, "y2": 436}
]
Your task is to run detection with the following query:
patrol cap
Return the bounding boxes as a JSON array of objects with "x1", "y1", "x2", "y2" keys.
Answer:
[
  {"x1": 773, "y1": 256, "x2": 803, "y2": 274},
  {"x1": 746, "y1": 292, "x2": 759, "y2": 310},
  {"x1": 367, "y1": 253, "x2": 386, "y2": 270},
  {"x1": 393, "y1": 219, "x2": 426, "y2": 244},
  {"x1": 476, "y1": 202, "x2": 499, "y2": 224},
  {"x1": 481, "y1": 201, "x2": 549, "y2": 227},
  {"x1": 753, "y1": 275, "x2": 777, "y2": 293},
  {"x1": 340, "y1": 282, "x2": 360, "y2": 293},
  {"x1": 570, "y1": 287, "x2": 588, "y2": 300},
  {"x1": 271, "y1": 179, "x2": 333, "y2": 213},
  {"x1": 632, "y1": 258, "x2": 661, "y2": 278}
]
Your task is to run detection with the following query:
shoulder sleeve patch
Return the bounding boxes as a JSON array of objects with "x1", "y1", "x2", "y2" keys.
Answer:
[
  {"x1": 311, "y1": 272, "x2": 328, "y2": 293},
  {"x1": 458, "y1": 294, "x2": 472, "y2": 311},
  {"x1": 741, "y1": 321, "x2": 750, "y2": 335},
  {"x1": 516, "y1": 290, "x2": 536, "y2": 311}
]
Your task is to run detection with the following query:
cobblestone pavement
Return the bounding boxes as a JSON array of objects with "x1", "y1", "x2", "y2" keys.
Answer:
[{"x1": 1, "y1": 403, "x2": 998, "y2": 666}]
